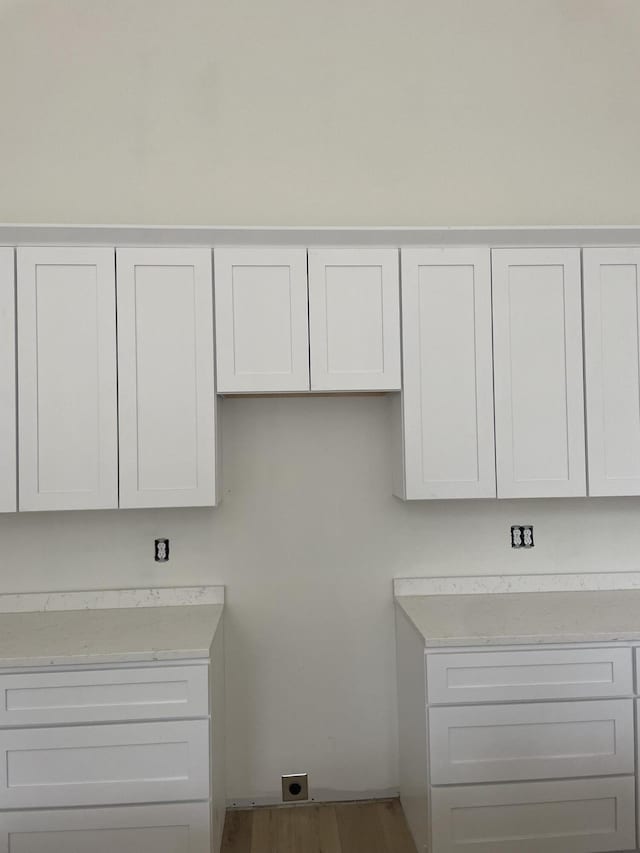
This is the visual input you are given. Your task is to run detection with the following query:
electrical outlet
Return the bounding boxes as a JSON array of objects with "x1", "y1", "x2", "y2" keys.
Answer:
[
  {"x1": 154, "y1": 539, "x2": 170, "y2": 562},
  {"x1": 511, "y1": 526, "x2": 534, "y2": 549},
  {"x1": 281, "y1": 773, "x2": 309, "y2": 802}
]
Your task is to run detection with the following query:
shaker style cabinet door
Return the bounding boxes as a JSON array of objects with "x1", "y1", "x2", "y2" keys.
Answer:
[
  {"x1": 396, "y1": 248, "x2": 495, "y2": 499},
  {"x1": 0, "y1": 803, "x2": 212, "y2": 853},
  {"x1": 0, "y1": 249, "x2": 16, "y2": 513},
  {"x1": 17, "y1": 248, "x2": 118, "y2": 511},
  {"x1": 117, "y1": 249, "x2": 217, "y2": 508},
  {"x1": 492, "y1": 248, "x2": 586, "y2": 498},
  {"x1": 583, "y1": 249, "x2": 640, "y2": 496},
  {"x1": 214, "y1": 248, "x2": 309, "y2": 393},
  {"x1": 308, "y1": 248, "x2": 400, "y2": 391}
]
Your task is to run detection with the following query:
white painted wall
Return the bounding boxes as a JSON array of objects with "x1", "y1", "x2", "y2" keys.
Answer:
[
  {"x1": 1, "y1": 0, "x2": 640, "y2": 225},
  {"x1": 1, "y1": 0, "x2": 640, "y2": 803}
]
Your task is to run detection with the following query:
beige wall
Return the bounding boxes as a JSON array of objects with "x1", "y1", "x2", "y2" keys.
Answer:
[
  {"x1": 1, "y1": 0, "x2": 640, "y2": 803},
  {"x1": 1, "y1": 0, "x2": 640, "y2": 226}
]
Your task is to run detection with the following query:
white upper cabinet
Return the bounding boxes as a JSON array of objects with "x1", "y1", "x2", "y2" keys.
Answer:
[
  {"x1": 214, "y1": 248, "x2": 309, "y2": 393},
  {"x1": 583, "y1": 249, "x2": 640, "y2": 496},
  {"x1": 492, "y1": 248, "x2": 586, "y2": 498},
  {"x1": 308, "y1": 249, "x2": 401, "y2": 391},
  {"x1": 0, "y1": 249, "x2": 16, "y2": 514},
  {"x1": 396, "y1": 248, "x2": 496, "y2": 499},
  {"x1": 17, "y1": 248, "x2": 118, "y2": 511},
  {"x1": 117, "y1": 249, "x2": 217, "y2": 508}
]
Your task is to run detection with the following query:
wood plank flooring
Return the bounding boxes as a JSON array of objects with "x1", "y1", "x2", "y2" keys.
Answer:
[{"x1": 221, "y1": 798, "x2": 417, "y2": 853}]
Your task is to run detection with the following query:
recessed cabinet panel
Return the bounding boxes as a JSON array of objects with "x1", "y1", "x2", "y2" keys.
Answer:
[
  {"x1": 430, "y1": 776, "x2": 636, "y2": 853},
  {"x1": 17, "y1": 248, "x2": 118, "y2": 511},
  {"x1": 1, "y1": 803, "x2": 211, "y2": 853},
  {"x1": 117, "y1": 249, "x2": 217, "y2": 508},
  {"x1": 0, "y1": 249, "x2": 15, "y2": 514},
  {"x1": 584, "y1": 249, "x2": 640, "y2": 495},
  {"x1": 214, "y1": 248, "x2": 309, "y2": 393},
  {"x1": 492, "y1": 248, "x2": 585, "y2": 498},
  {"x1": 0, "y1": 720, "x2": 209, "y2": 808},
  {"x1": 308, "y1": 249, "x2": 400, "y2": 391},
  {"x1": 426, "y1": 647, "x2": 633, "y2": 704},
  {"x1": 0, "y1": 665, "x2": 209, "y2": 726},
  {"x1": 429, "y1": 699, "x2": 634, "y2": 785},
  {"x1": 397, "y1": 248, "x2": 495, "y2": 499}
]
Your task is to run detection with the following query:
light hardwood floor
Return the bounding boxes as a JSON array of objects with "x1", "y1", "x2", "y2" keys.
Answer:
[{"x1": 221, "y1": 798, "x2": 418, "y2": 853}]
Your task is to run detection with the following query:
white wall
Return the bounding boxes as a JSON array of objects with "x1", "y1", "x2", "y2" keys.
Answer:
[
  {"x1": 1, "y1": 0, "x2": 640, "y2": 803},
  {"x1": 1, "y1": 0, "x2": 640, "y2": 225}
]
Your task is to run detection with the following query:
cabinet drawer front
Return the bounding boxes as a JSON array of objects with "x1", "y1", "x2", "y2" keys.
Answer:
[
  {"x1": 0, "y1": 720, "x2": 209, "y2": 808},
  {"x1": 431, "y1": 776, "x2": 636, "y2": 853},
  {"x1": 0, "y1": 665, "x2": 209, "y2": 725},
  {"x1": 426, "y1": 647, "x2": 633, "y2": 704},
  {"x1": 0, "y1": 803, "x2": 211, "y2": 853},
  {"x1": 429, "y1": 699, "x2": 633, "y2": 784}
]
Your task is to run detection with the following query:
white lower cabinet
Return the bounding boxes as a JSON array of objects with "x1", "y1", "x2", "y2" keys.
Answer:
[
  {"x1": 431, "y1": 777, "x2": 636, "y2": 853},
  {"x1": 396, "y1": 618, "x2": 639, "y2": 853},
  {"x1": 0, "y1": 720, "x2": 209, "y2": 809},
  {"x1": 0, "y1": 664, "x2": 209, "y2": 726},
  {"x1": 0, "y1": 635, "x2": 225, "y2": 851},
  {"x1": 0, "y1": 803, "x2": 211, "y2": 853},
  {"x1": 429, "y1": 699, "x2": 634, "y2": 785},
  {"x1": 426, "y1": 646, "x2": 634, "y2": 704}
]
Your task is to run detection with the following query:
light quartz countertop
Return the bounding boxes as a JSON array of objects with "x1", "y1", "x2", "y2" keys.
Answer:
[
  {"x1": 395, "y1": 589, "x2": 640, "y2": 647},
  {"x1": 0, "y1": 604, "x2": 223, "y2": 668}
]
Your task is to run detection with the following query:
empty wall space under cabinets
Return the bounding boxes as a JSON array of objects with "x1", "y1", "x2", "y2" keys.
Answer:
[{"x1": 3, "y1": 233, "x2": 640, "y2": 514}]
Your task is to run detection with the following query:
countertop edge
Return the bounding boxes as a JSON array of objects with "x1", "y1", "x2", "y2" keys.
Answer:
[{"x1": 0, "y1": 648, "x2": 213, "y2": 669}]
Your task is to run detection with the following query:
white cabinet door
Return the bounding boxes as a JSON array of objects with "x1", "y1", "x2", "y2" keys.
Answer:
[
  {"x1": 492, "y1": 248, "x2": 585, "y2": 498},
  {"x1": 0, "y1": 719, "x2": 209, "y2": 808},
  {"x1": 214, "y1": 248, "x2": 309, "y2": 393},
  {"x1": 17, "y1": 248, "x2": 118, "y2": 511},
  {"x1": 583, "y1": 248, "x2": 640, "y2": 495},
  {"x1": 0, "y1": 249, "x2": 15, "y2": 514},
  {"x1": 117, "y1": 249, "x2": 217, "y2": 508},
  {"x1": 0, "y1": 803, "x2": 211, "y2": 853},
  {"x1": 397, "y1": 248, "x2": 495, "y2": 499},
  {"x1": 308, "y1": 248, "x2": 400, "y2": 391},
  {"x1": 427, "y1": 647, "x2": 633, "y2": 705},
  {"x1": 431, "y1": 776, "x2": 636, "y2": 853},
  {"x1": 429, "y1": 699, "x2": 634, "y2": 785},
  {"x1": 0, "y1": 664, "x2": 209, "y2": 726}
]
